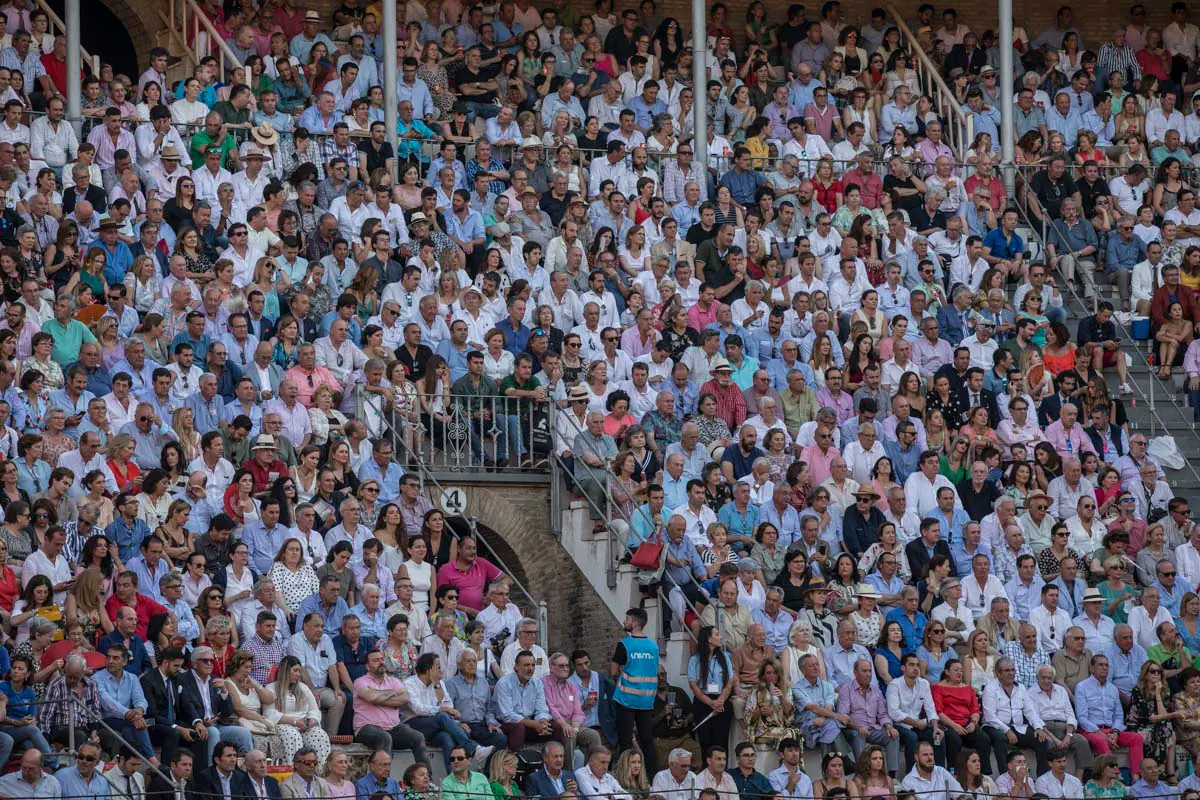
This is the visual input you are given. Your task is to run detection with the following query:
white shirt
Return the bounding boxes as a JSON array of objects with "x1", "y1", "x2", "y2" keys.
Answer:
[
  {"x1": 885, "y1": 675, "x2": 937, "y2": 727},
  {"x1": 981, "y1": 679, "x2": 1045, "y2": 733},
  {"x1": 1108, "y1": 176, "x2": 1150, "y2": 215},
  {"x1": 961, "y1": 573, "x2": 1008, "y2": 620},
  {"x1": 1179, "y1": 541, "x2": 1200, "y2": 586},
  {"x1": 193, "y1": 166, "x2": 233, "y2": 206},
  {"x1": 329, "y1": 196, "x2": 373, "y2": 240},
  {"x1": 1028, "y1": 682, "x2": 1076, "y2": 727},
  {"x1": 186, "y1": 455, "x2": 235, "y2": 504},
  {"x1": 950, "y1": 253, "x2": 989, "y2": 292},
  {"x1": 1029, "y1": 604, "x2": 1073, "y2": 650},
  {"x1": 475, "y1": 601, "x2": 523, "y2": 643},
  {"x1": 1035, "y1": 771, "x2": 1085, "y2": 800},
  {"x1": 904, "y1": 471, "x2": 962, "y2": 517},
  {"x1": 1146, "y1": 107, "x2": 1186, "y2": 144},
  {"x1": 1072, "y1": 612, "x2": 1117, "y2": 652},
  {"x1": 574, "y1": 767, "x2": 631, "y2": 800},
  {"x1": 21, "y1": 549, "x2": 72, "y2": 605},
  {"x1": 899, "y1": 767, "x2": 962, "y2": 800},
  {"x1": 842, "y1": 440, "x2": 888, "y2": 484},
  {"x1": 649, "y1": 769, "x2": 697, "y2": 800},
  {"x1": 1129, "y1": 603, "x2": 1173, "y2": 651},
  {"x1": 313, "y1": 336, "x2": 368, "y2": 383}
]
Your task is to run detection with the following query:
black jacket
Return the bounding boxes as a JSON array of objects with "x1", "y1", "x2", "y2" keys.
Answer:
[
  {"x1": 192, "y1": 767, "x2": 255, "y2": 800},
  {"x1": 904, "y1": 536, "x2": 953, "y2": 581},
  {"x1": 955, "y1": 387, "x2": 1002, "y2": 429},
  {"x1": 140, "y1": 667, "x2": 184, "y2": 727},
  {"x1": 176, "y1": 669, "x2": 237, "y2": 726}
]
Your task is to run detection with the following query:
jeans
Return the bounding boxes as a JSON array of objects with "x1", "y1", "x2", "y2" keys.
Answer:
[
  {"x1": 103, "y1": 716, "x2": 154, "y2": 759},
  {"x1": 941, "y1": 726, "x2": 993, "y2": 773},
  {"x1": 842, "y1": 726, "x2": 901, "y2": 773},
  {"x1": 408, "y1": 711, "x2": 477, "y2": 773},
  {"x1": 355, "y1": 723, "x2": 428, "y2": 763},
  {"x1": 895, "y1": 724, "x2": 939, "y2": 773},
  {"x1": 463, "y1": 101, "x2": 500, "y2": 122},
  {"x1": 202, "y1": 723, "x2": 254, "y2": 762},
  {"x1": 0, "y1": 723, "x2": 50, "y2": 755},
  {"x1": 496, "y1": 414, "x2": 525, "y2": 460},
  {"x1": 465, "y1": 721, "x2": 509, "y2": 750}
]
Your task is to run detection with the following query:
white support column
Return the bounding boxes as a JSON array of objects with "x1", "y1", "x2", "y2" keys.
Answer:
[
  {"x1": 66, "y1": 0, "x2": 81, "y2": 130},
  {"x1": 999, "y1": 0, "x2": 1015, "y2": 197},
  {"x1": 691, "y1": 0, "x2": 707, "y2": 177},
  {"x1": 383, "y1": 0, "x2": 399, "y2": 183}
]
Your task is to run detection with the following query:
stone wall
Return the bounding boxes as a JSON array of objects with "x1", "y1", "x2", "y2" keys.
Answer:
[{"x1": 429, "y1": 479, "x2": 623, "y2": 661}]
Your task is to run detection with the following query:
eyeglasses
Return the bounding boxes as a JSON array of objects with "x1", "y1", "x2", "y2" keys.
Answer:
[
  {"x1": 195, "y1": 658, "x2": 214, "y2": 663},
  {"x1": 363, "y1": 486, "x2": 379, "y2": 493},
  {"x1": 1161, "y1": 571, "x2": 1177, "y2": 577},
  {"x1": 78, "y1": 755, "x2": 99, "y2": 762},
  {"x1": 298, "y1": 760, "x2": 319, "y2": 767},
  {"x1": 449, "y1": 756, "x2": 469, "y2": 762}
]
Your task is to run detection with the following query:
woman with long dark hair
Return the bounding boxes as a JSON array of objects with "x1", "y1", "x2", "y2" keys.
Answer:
[{"x1": 687, "y1": 624, "x2": 733, "y2": 753}]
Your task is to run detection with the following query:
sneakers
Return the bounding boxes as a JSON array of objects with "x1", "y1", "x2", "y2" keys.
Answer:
[
  {"x1": 1118, "y1": 383, "x2": 1133, "y2": 395},
  {"x1": 472, "y1": 745, "x2": 495, "y2": 769}
]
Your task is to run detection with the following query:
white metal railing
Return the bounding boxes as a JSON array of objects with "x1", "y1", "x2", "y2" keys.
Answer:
[
  {"x1": 31, "y1": 0, "x2": 98, "y2": 75},
  {"x1": 887, "y1": 4, "x2": 974, "y2": 157},
  {"x1": 162, "y1": 0, "x2": 244, "y2": 79}
]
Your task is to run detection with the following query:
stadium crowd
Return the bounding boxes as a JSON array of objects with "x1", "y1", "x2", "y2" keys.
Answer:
[{"x1": 0, "y1": 0, "x2": 1196, "y2": 796}]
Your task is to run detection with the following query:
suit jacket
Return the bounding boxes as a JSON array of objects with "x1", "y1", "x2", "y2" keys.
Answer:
[
  {"x1": 140, "y1": 666, "x2": 184, "y2": 726},
  {"x1": 944, "y1": 44, "x2": 988, "y2": 75},
  {"x1": 1037, "y1": 392, "x2": 1067, "y2": 428},
  {"x1": 245, "y1": 361, "x2": 285, "y2": 400},
  {"x1": 936, "y1": 304, "x2": 970, "y2": 347},
  {"x1": 245, "y1": 775, "x2": 282, "y2": 800},
  {"x1": 904, "y1": 536, "x2": 953, "y2": 581},
  {"x1": 954, "y1": 387, "x2": 1001, "y2": 429},
  {"x1": 280, "y1": 775, "x2": 331, "y2": 800},
  {"x1": 176, "y1": 669, "x2": 237, "y2": 726},
  {"x1": 193, "y1": 767, "x2": 255, "y2": 800},
  {"x1": 147, "y1": 771, "x2": 200, "y2": 800},
  {"x1": 247, "y1": 314, "x2": 275, "y2": 343},
  {"x1": 524, "y1": 767, "x2": 573, "y2": 799},
  {"x1": 649, "y1": 238, "x2": 697, "y2": 269}
]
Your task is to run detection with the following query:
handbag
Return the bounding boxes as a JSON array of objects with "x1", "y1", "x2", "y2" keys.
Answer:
[{"x1": 630, "y1": 528, "x2": 665, "y2": 569}]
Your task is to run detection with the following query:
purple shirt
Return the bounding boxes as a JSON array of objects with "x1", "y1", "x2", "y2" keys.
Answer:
[{"x1": 836, "y1": 680, "x2": 890, "y2": 729}]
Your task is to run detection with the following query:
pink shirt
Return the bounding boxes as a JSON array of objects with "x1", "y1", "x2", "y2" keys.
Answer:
[
  {"x1": 541, "y1": 675, "x2": 585, "y2": 725},
  {"x1": 86, "y1": 125, "x2": 137, "y2": 170},
  {"x1": 686, "y1": 302, "x2": 719, "y2": 331},
  {"x1": 352, "y1": 672, "x2": 406, "y2": 732},
  {"x1": 1043, "y1": 419, "x2": 1096, "y2": 459},
  {"x1": 620, "y1": 326, "x2": 660, "y2": 358},
  {"x1": 800, "y1": 443, "x2": 841, "y2": 486},
  {"x1": 436, "y1": 556, "x2": 503, "y2": 612}
]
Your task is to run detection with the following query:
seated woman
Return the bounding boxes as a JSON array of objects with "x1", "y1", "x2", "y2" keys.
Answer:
[
  {"x1": 224, "y1": 649, "x2": 281, "y2": 757},
  {"x1": 268, "y1": 654, "x2": 332, "y2": 765},
  {"x1": 11, "y1": 575, "x2": 61, "y2": 644},
  {"x1": 199, "y1": 615, "x2": 238, "y2": 679},
  {"x1": 931, "y1": 658, "x2": 992, "y2": 770},
  {"x1": 741, "y1": 658, "x2": 798, "y2": 749}
]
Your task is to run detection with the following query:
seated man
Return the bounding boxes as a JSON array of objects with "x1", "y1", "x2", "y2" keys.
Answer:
[
  {"x1": 495, "y1": 649, "x2": 565, "y2": 751},
  {"x1": 1074, "y1": 652, "x2": 1146, "y2": 775},
  {"x1": 93, "y1": 642, "x2": 155, "y2": 762},
  {"x1": 402, "y1": 652, "x2": 494, "y2": 773}
]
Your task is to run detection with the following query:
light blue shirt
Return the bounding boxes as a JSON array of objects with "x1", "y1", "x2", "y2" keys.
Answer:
[
  {"x1": 760, "y1": 502, "x2": 801, "y2": 549},
  {"x1": 1154, "y1": 577, "x2": 1196, "y2": 618},
  {"x1": 444, "y1": 208, "x2": 486, "y2": 246},
  {"x1": 349, "y1": 602, "x2": 389, "y2": 640},
  {"x1": 962, "y1": 103, "x2": 1001, "y2": 144},
  {"x1": 792, "y1": 677, "x2": 836, "y2": 726},
  {"x1": 495, "y1": 672, "x2": 551, "y2": 722},
  {"x1": 1073, "y1": 675, "x2": 1125, "y2": 731},
  {"x1": 297, "y1": 595, "x2": 349, "y2": 633},
  {"x1": 1103, "y1": 641, "x2": 1148, "y2": 694},
  {"x1": 55, "y1": 767, "x2": 109, "y2": 800},
  {"x1": 628, "y1": 502, "x2": 674, "y2": 549},
  {"x1": 242, "y1": 520, "x2": 287, "y2": 574},
  {"x1": 126, "y1": 556, "x2": 171, "y2": 603},
  {"x1": 1003, "y1": 575, "x2": 1045, "y2": 622},
  {"x1": 766, "y1": 357, "x2": 815, "y2": 391},
  {"x1": 753, "y1": 606, "x2": 793, "y2": 654},
  {"x1": 48, "y1": 388, "x2": 95, "y2": 436},
  {"x1": 880, "y1": 102, "x2": 918, "y2": 140},
  {"x1": 627, "y1": 95, "x2": 667, "y2": 131},
  {"x1": 822, "y1": 642, "x2": 871, "y2": 686},
  {"x1": 1044, "y1": 104, "x2": 1082, "y2": 146},
  {"x1": 787, "y1": 79, "x2": 823, "y2": 115},
  {"x1": 356, "y1": 460, "x2": 403, "y2": 504},
  {"x1": 1080, "y1": 110, "x2": 1116, "y2": 146},
  {"x1": 15, "y1": 457, "x2": 50, "y2": 497},
  {"x1": 297, "y1": 106, "x2": 339, "y2": 135},
  {"x1": 94, "y1": 667, "x2": 148, "y2": 716},
  {"x1": 183, "y1": 391, "x2": 225, "y2": 434},
  {"x1": 396, "y1": 77, "x2": 434, "y2": 121},
  {"x1": 541, "y1": 93, "x2": 587, "y2": 129}
]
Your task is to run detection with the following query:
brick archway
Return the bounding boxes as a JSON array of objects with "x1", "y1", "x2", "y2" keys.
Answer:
[{"x1": 46, "y1": 0, "x2": 145, "y2": 79}]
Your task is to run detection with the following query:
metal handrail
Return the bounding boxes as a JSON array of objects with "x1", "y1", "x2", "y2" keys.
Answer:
[
  {"x1": 59, "y1": 695, "x2": 173, "y2": 786},
  {"x1": 355, "y1": 385, "x2": 550, "y2": 651},
  {"x1": 29, "y1": 0, "x2": 98, "y2": 76},
  {"x1": 165, "y1": 0, "x2": 247, "y2": 82},
  {"x1": 1011, "y1": 191, "x2": 1200, "y2": 491},
  {"x1": 546, "y1": 413, "x2": 705, "y2": 643},
  {"x1": 885, "y1": 4, "x2": 974, "y2": 157}
]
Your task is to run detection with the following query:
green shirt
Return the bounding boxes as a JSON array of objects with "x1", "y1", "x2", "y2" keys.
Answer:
[
  {"x1": 441, "y1": 772, "x2": 492, "y2": 800},
  {"x1": 41, "y1": 318, "x2": 97, "y2": 366},
  {"x1": 1147, "y1": 642, "x2": 1196, "y2": 670},
  {"x1": 188, "y1": 130, "x2": 237, "y2": 169},
  {"x1": 499, "y1": 374, "x2": 542, "y2": 416}
]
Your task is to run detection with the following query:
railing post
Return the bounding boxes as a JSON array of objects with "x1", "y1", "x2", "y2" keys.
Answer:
[
  {"x1": 538, "y1": 601, "x2": 549, "y2": 652},
  {"x1": 65, "y1": 0, "x2": 81, "y2": 134}
]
